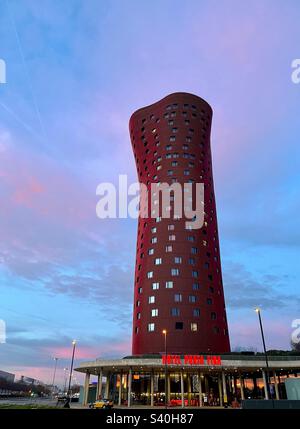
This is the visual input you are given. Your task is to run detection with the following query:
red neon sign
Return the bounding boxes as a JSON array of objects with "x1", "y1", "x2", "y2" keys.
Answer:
[{"x1": 161, "y1": 354, "x2": 221, "y2": 366}]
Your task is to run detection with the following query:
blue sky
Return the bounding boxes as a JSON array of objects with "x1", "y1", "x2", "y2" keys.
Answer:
[{"x1": 0, "y1": 0, "x2": 300, "y2": 385}]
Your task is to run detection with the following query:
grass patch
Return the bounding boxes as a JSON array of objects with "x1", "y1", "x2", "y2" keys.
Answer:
[{"x1": 0, "y1": 403, "x2": 59, "y2": 409}]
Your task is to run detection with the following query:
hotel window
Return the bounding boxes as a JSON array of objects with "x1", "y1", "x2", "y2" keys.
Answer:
[
  {"x1": 154, "y1": 258, "x2": 162, "y2": 265},
  {"x1": 189, "y1": 258, "x2": 195, "y2": 265},
  {"x1": 138, "y1": 287, "x2": 142, "y2": 294},
  {"x1": 148, "y1": 248, "x2": 154, "y2": 255},
  {"x1": 151, "y1": 237, "x2": 157, "y2": 244},
  {"x1": 135, "y1": 327, "x2": 139, "y2": 334},
  {"x1": 151, "y1": 309, "x2": 158, "y2": 317},
  {"x1": 174, "y1": 293, "x2": 182, "y2": 302},
  {"x1": 166, "y1": 281, "x2": 173, "y2": 289},
  {"x1": 192, "y1": 270, "x2": 198, "y2": 278},
  {"x1": 149, "y1": 296, "x2": 155, "y2": 304},
  {"x1": 192, "y1": 283, "x2": 199, "y2": 290},
  {"x1": 157, "y1": 165, "x2": 162, "y2": 171},
  {"x1": 185, "y1": 120, "x2": 190, "y2": 125},
  {"x1": 175, "y1": 322, "x2": 183, "y2": 330},
  {"x1": 157, "y1": 156, "x2": 162, "y2": 162},
  {"x1": 148, "y1": 323, "x2": 155, "y2": 332},
  {"x1": 169, "y1": 235, "x2": 176, "y2": 241},
  {"x1": 203, "y1": 240, "x2": 207, "y2": 246},
  {"x1": 152, "y1": 282, "x2": 160, "y2": 290},
  {"x1": 204, "y1": 262, "x2": 209, "y2": 269},
  {"x1": 189, "y1": 295, "x2": 197, "y2": 303},
  {"x1": 191, "y1": 323, "x2": 198, "y2": 332},
  {"x1": 168, "y1": 120, "x2": 174, "y2": 126},
  {"x1": 207, "y1": 298, "x2": 213, "y2": 305},
  {"x1": 172, "y1": 128, "x2": 178, "y2": 133},
  {"x1": 167, "y1": 170, "x2": 173, "y2": 176},
  {"x1": 166, "y1": 153, "x2": 172, "y2": 159},
  {"x1": 191, "y1": 247, "x2": 198, "y2": 254},
  {"x1": 214, "y1": 327, "x2": 220, "y2": 334},
  {"x1": 137, "y1": 312, "x2": 141, "y2": 319},
  {"x1": 151, "y1": 227, "x2": 157, "y2": 233},
  {"x1": 168, "y1": 224, "x2": 175, "y2": 231},
  {"x1": 193, "y1": 308, "x2": 200, "y2": 317},
  {"x1": 147, "y1": 271, "x2": 153, "y2": 279},
  {"x1": 165, "y1": 245, "x2": 173, "y2": 252},
  {"x1": 152, "y1": 128, "x2": 157, "y2": 134},
  {"x1": 171, "y1": 161, "x2": 178, "y2": 167},
  {"x1": 186, "y1": 136, "x2": 192, "y2": 142},
  {"x1": 136, "y1": 300, "x2": 140, "y2": 307},
  {"x1": 171, "y1": 308, "x2": 180, "y2": 316},
  {"x1": 182, "y1": 144, "x2": 189, "y2": 150},
  {"x1": 187, "y1": 236, "x2": 195, "y2": 242},
  {"x1": 173, "y1": 153, "x2": 179, "y2": 158},
  {"x1": 209, "y1": 287, "x2": 214, "y2": 294},
  {"x1": 211, "y1": 312, "x2": 217, "y2": 320},
  {"x1": 174, "y1": 257, "x2": 182, "y2": 264},
  {"x1": 166, "y1": 145, "x2": 172, "y2": 150},
  {"x1": 156, "y1": 217, "x2": 161, "y2": 223},
  {"x1": 184, "y1": 170, "x2": 190, "y2": 176},
  {"x1": 171, "y1": 268, "x2": 179, "y2": 276}
]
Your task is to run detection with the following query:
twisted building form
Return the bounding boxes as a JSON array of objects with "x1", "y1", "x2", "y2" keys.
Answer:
[{"x1": 130, "y1": 92, "x2": 230, "y2": 355}]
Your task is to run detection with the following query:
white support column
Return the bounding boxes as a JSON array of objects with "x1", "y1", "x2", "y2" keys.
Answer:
[
  {"x1": 222, "y1": 371, "x2": 228, "y2": 405},
  {"x1": 167, "y1": 373, "x2": 171, "y2": 404},
  {"x1": 262, "y1": 370, "x2": 269, "y2": 399},
  {"x1": 273, "y1": 371, "x2": 279, "y2": 400},
  {"x1": 127, "y1": 368, "x2": 132, "y2": 407},
  {"x1": 198, "y1": 372, "x2": 203, "y2": 407},
  {"x1": 96, "y1": 369, "x2": 103, "y2": 399},
  {"x1": 239, "y1": 374, "x2": 245, "y2": 400},
  {"x1": 105, "y1": 373, "x2": 110, "y2": 399},
  {"x1": 150, "y1": 372, "x2": 154, "y2": 407},
  {"x1": 218, "y1": 374, "x2": 223, "y2": 406},
  {"x1": 180, "y1": 370, "x2": 184, "y2": 408},
  {"x1": 187, "y1": 374, "x2": 191, "y2": 406},
  {"x1": 83, "y1": 372, "x2": 90, "y2": 406},
  {"x1": 118, "y1": 372, "x2": 122, "y2": 406}
]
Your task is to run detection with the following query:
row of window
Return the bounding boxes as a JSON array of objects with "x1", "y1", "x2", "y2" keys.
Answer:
[
  {"x1": 145, "y1": 322, "x2": 220, "y2": 333},
  {"x1": 136, "y1": 294, "x2": 213, "y2": 305},
  {"x1": 147, "y1": 269, "x2": 205, "y2": 278},
  {"x1": 137, "y1": 283, "x2": 215, "y2": 294},
  {"x1": 152, "y1": 257, "x2": 209, "y2": 266},
  {"x1": 136, "y1": 309, "x2": 216, "y2": 319}
]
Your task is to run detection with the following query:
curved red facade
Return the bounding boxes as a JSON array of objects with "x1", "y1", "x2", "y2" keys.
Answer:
[{"x1": 130, "y1": 92, "x2": 230, "y2": 355}]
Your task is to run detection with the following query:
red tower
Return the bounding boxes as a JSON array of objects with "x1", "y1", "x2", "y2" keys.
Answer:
[{"x1": 130, "y1": 92, "x2": 230, "y2": 355}]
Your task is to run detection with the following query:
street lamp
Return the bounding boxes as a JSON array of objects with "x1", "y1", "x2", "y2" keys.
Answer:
[
  {"x1": 254, "y1": 308, "x2": 273, "y2": 406},
  {"x1": 67, "y1": 340, "x2": 77, "y2": 399},
  {"x1": 63, "y1": 368, "x2": 69, "y2": 394},
  {"x1": 51, "y1": 357, "x2": 58, "y2": 397},
  {"x1": 162, "y1": 329, "x2": 167, "y2": 408}
]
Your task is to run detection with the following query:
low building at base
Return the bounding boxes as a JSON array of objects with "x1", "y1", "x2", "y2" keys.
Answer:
[{"x1": 75, "y1": 353, "x2": 300, "y2": 407}]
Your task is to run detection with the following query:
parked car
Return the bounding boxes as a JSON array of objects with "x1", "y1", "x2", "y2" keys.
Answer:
[{"x1": 89, "y1": 398, "x2": 113, "y2": 409}]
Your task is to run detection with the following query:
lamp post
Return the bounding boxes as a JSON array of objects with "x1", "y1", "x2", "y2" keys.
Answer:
[
  {"x1": 255, "y1": 308, "x2": 273, "y2": 406},
  {"x1": 162, "y1": 329, "x2": 167, "y2": 408},
  {"x1": 63, "y1": 368, "x2": 68, "y2": 394},
  {"x1": 51, "y1": 357, "x2": 58, "y2": 397},
  {"x1": 67, "y1": 340, "x2": 76, "y2": 399}
]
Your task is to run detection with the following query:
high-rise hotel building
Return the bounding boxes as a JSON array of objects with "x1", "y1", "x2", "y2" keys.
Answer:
[{"x1": 130, "y1": 93, "x2": 230, "y2": 355}]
